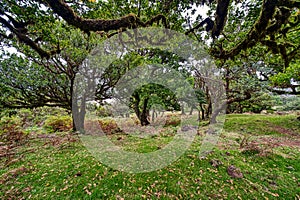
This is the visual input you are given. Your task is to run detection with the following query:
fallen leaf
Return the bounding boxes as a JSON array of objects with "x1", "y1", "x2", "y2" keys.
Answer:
[{"x1": 227, "y1": 165, "x2": 243, "y2": 178}]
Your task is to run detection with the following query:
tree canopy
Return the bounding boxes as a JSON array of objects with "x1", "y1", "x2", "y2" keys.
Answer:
[{"x1": 0, "y1": 0, "x2": 299, "y2": 129}]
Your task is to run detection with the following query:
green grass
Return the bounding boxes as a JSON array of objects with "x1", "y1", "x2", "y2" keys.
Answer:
[
  {"x1": 224, "y1": 114, "x2": 300, "y2": 135},
  {"x1": 1, "y1": 114, "x2": 300, "y2": 199}
]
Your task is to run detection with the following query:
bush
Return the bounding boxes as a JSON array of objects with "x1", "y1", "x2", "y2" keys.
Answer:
[
  {"x1": 0, "y1": 116, "x2": 27, "y2": 144},
  {"x1": 96, "y1": 106, "x2": 112, "y2": 117},
  {"x1": 18, "y1": 109, "x2": 35, "y2": 127},
  {"x1": 1, "y1": 107, "x2": 71, "y2": 128},
  {"x1": 130, "y1": 115, "x2": 140, "y2": 125},
  {"x1": 98, "y1": 118, "x2": 121, "y2": 134},
  {"x1": 32, "y1": 107, "x2": 70, "y2": 125},
  {"x1": 44, "y1": 115, "x2": 72, "y2": 133},
  {"x1": 164, "y1": 114, "x2": 181, "y2": 127},
  {"x1": 281, "y1": 96, "x2": 300, "y2": 111}
]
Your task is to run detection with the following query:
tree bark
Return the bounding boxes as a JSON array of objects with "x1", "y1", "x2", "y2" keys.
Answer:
[
  {"x1": 139, "y1": 98, "x2": 150, "y2": 126},
  {"x1": 44, "y1": 0, "x2": 168, "y2": 32},
  {"x1": 181, "y1": 104, "x2": 186, "y2": 115}
]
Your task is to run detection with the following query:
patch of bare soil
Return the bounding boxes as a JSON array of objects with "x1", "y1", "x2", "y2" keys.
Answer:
[
  {"x1": 270, "y1": 125, "x2": 298, "y2": 136},
  {"x1": 218, "y1": 125, "x2": 300, "y2": 154},
  {"x1": 259, "y1": 136, "x2": 300, "y2": 148},
  {"x1": 38, "y1": 133, "x2": 79, "y2": 147}
]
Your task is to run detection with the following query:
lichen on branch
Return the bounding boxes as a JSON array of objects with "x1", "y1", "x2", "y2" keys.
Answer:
[{"x1": 44, "y1": 0, "x2": 168, "y2": 33}]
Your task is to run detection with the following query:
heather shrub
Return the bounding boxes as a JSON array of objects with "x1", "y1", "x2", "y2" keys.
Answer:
[
  {"x1": 98, "y1": 118, "x2": 121, "y2": 134},
  {"x1": 44, "y1": 115, "x2": 72, "y2": 133},
  {"x1": 0, "y1": 116, "x2": 27, "y2": 144},
  {"x1": 164, "y1": 114, "x2": 181, "y2": 127}
]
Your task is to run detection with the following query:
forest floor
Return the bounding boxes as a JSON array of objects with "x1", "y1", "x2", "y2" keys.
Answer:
[{"x1": 1, "y1": 113, "x2": 300, "y2": 199}]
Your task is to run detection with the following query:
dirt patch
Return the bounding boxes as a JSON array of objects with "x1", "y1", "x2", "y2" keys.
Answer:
[
  {"x1": 217, "y1": 130, "x2": 300, "y2": 153},
  {"x1": 270, "y1": 125, "x2": 298, "y2": 136},
  {"x1": 259, "y1": 136, "x2": 300, "y2": 148},
  {"x1": 37, "y1": 133, "x2": 79, "y2": 147}
]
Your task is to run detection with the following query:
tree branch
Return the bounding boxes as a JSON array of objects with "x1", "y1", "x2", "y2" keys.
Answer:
[
  {"x1": 212, "y1": 0, "x2": 230, "y2": 38},
  {"x1": 212, "y1": 0, "x2": 281, "y2": 59},
  {"x1": 187, "y1": 0, "x2": 299, "y2": 59},
  {"x1": 44, "y1": 0, "x2": 168, "y2": 33},
  {"x1": 185, "y1": 18, "x2": 214, "y2": 35},
  {"x1": 0, "y1": 16, "x2": 59, "y2": 58},
  {"x1": 185, "y1": 0, "x2": 229, "y2": 37}
]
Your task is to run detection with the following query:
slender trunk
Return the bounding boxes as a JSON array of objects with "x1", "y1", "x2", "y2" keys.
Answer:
[
  {"x1": 71, "y1": 76, "x2": 86, "y2": 133},
  {"x1": 181, "y1": 104, "x2": 185, "y2": 115},
  {"x1": 206, "y1": 99, "x2": 212, "y2": 119},
  {"x1": 72, "y1": 97, "x2": 86, "y2": 133},
  {"x1": 200, "y1": 103, "x2": 205, "y2": 120},
  {"x1": 70, "y1": 78, "x2": 77, "y2": 132},
  {"x1": 140, "y1": 98, "x2": 150, "y2": 126},
  {"x1": 189, "y1": 106, "x2": 194, "y2": 115},
  {"x1": 132, "y1": 93, "x2": 141, "y2": 120},
  {"x1": 152, "y1": 110, "x2": 155, "y2": 122},
  {"x1": 210, "y1": 102, "x2": 226, "y2": 124}
]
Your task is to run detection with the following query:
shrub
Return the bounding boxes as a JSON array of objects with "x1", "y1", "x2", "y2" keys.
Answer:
[
  {"x1": 281, "y1": 96, "x2": 300, "y2": 111},
  {"x1": 159, "y1": 127, "x2": 176, "y2": 137},
  {"x1": 44, "y1": 115, "x2": 72, "y2": 133},
  {"x1": 0, "y1": 116, "x2": 27, "y2": 144},
  {"x1": 98, "y1": 118, "x2": 121, "y2": 134},
  {"x1": 130, "y1": 115, "x2": 140, "y2": 125},
  {"x1": 164, "y1": 114, "x2": 181, "y2": 127},
  {"x1": 32, "y1": 107, "x2": 70, "y2": 125},
  {"x1": 96, "y1": 106, "x2": 112, "y2": 117},
  {"x1": 18, "y1": 109, "x2": 35, "y2": 127}
]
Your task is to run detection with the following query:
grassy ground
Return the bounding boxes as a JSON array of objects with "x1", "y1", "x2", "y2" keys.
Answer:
[{"x1": 1, "y1": 113, "x2": 300, "y2": 199}]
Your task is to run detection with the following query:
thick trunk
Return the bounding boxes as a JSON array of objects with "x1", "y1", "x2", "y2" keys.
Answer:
[
  {"x1": 140, "y1": 111, "x2": 150, "y2": 126},
  {"x1": 210, "y1": 102, "x2": 226, "y2": 124},
  {"x1": 72, "y1": 100, "x2": 86, "y2": 133},
  {"x1": 71, "y1": 77, "x2": 86, "y2": 133}
]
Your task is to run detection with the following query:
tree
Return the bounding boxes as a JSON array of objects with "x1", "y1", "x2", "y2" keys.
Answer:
[
  {"x1": 0, "y1": 54, "x2": 69, "y2": 109},
  {"x1": 0, "y1": 0, "x2": 182, "y2": 130},
  {"x1": 0, "y1": 0, "x2": 299, "y2": 129},
  {"x1": 2, "y1": 0, "x2": 298, "y2": 60},
  {"x1": 0, "y1": 19, "x2": 102, "y2": 130},
  {"x1": 129, "y1": 83, "x2": 181, "y2": 126}
]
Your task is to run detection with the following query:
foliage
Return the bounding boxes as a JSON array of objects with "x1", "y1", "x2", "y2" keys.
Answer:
[
  {"x1": 0, "y1": 0, "x2": 299, "y2": 131},
  {"x1": 230, "y1": 92, "x2": 276, "y2": 113},
  {"x1": 164, "y1": 113, "x2": 181, "y2": 127},
  {"x1": 0, "y1": 116, "x2": 26, "y2": 144},
  {"x1": 0, "y1": 54, "x2": 69, "y2": 109},
  {"x1": 280, "y1": 96, "x2": 300, "y2": 111},
  {"x1": 43, "y1": 115, "x2": 73, "y2": 133},
  {"x1": 98, "y1": 118, "x2": 121, "y2": 135},
  {"x1": 95, "y1": 106, "x2": 113, "y2": 118},
  {"x1": 270, "y1": 62, "x2": 300, "y2": 88}
]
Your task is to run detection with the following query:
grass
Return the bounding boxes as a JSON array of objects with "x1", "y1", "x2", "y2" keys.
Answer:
[
  {"x1": 224, "y1": 114, "x2": 300, "y2": 135},
  {"x1": 1, "y1": 113, "x2": 300, "y2": 199}
]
